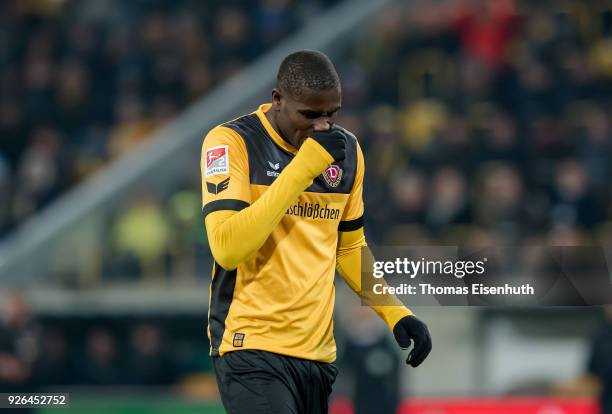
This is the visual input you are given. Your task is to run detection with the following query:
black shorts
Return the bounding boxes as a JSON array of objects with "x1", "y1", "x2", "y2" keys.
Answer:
[{"x1": 212, "y1": 350, "x2": 338, "y2": 414}]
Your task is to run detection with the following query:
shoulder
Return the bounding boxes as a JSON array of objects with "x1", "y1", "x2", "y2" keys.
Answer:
[
  {"x1": 201, "y1": 123, "x2": 249, "y2": 165},
  {"x1": 202, "y1": 115, "x2": 256, "y2": 159},
  {"x1": 335, "y1": 125, "x2": 358, "y2": 144},
  {"x1": 222, "y1": 113, "x2": 266, "y2": 145},
  {"x1": 203, "y1": 124, "x2": 244, "y2": 145},
  {"x1": 335, "y1": 125, "x2": 364, "y2": 167},
  {"x1": 335, "y1": 125, "x2": 363, "y2": 155}
]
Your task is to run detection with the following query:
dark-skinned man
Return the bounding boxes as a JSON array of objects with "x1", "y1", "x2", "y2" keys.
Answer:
[{"x1": 201, "y1": 50, "x2": 432, "y2": 414}]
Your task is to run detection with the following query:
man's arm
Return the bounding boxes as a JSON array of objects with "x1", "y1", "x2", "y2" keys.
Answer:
[
  {"x1": 336, "y1": 229, "x2": 413, "y2": 326},
  {"x1": 336, "y1": 140, "x2": 432, "y2": 367},
  {"x1": 336, "y1": 229, "x2": 432, "y2": 367},
  {"x1": 203, "y1": 125, "x2": 346, "y2": 270}
]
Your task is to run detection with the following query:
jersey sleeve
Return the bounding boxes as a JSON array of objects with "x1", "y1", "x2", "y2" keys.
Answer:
[
  {"x1": 202, "y1": 136, "x2": 334, "y2": 270},
  {"x1": 339, "y1": 139, "x2": 365, "y2": 232},
  {"x1": 336, "y1": 239, "x2": 414, "y2": 330},
  {"x1": 201, "y1": 126, "x2": 251, "y2": 217}
]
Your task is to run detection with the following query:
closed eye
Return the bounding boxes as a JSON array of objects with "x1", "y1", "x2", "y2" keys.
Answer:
[
  {"x1": 300, "y1": 111, "x2": 323, "y2": 119},
  {"x1": 299, "y1": 108, "x2": 340, "y2": 119}
]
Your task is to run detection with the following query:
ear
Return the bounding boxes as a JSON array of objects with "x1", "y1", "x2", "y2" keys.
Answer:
[{"x1": 271, "y1": 88, "x2": 282, "y2": 110}]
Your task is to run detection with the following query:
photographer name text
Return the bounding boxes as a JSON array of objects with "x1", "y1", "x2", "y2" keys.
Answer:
[{"x1": 371, "y1": 258, "x2": 534, "y2": 296}]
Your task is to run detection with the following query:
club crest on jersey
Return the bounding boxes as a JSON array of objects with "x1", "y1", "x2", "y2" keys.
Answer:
[
  {"x1": 323, "y1": 165, "x2": 342, "y2": 188},
  {"x1": 205, "y1": 145, "x2": 229, "y2": 177}
]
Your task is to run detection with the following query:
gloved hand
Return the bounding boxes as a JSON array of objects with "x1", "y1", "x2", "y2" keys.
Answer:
[
  {"x1": 310, "y1": 124, "x2": 347, "y2": 162},
  {"x1": 393, "y1": 315, "x2": 432, "y2": 367}
]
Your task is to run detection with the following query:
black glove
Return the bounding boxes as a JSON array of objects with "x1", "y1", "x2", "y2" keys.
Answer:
[
  {"x1": 393, "y1": 315, "x2": 432, "y2": 367},
  {"x1": 311, "y1": 124, "x2": 347, "y2": 162}
]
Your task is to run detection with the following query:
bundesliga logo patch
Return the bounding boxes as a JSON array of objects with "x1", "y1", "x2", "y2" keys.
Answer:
[
  {"x1": 205, "y1": 145, "x2": 229, "y2": 177},
  {"x1": 323, "y1": 165, "x2": 342, "y2": 188}
]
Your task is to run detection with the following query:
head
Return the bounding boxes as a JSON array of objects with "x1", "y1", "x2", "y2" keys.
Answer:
[{"x1": 268, "y1": 50, "x2": 341, "y2": 147}]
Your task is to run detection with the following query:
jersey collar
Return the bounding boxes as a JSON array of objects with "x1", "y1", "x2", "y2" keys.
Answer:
[{"x1": 255, "y1": 103, "x2": 298, "y2": 155}]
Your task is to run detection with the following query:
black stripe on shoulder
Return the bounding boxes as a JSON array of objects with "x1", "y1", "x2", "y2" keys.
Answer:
[
  {"x1": 203, "y1": 199, "x2": 249, "y2": 218},
  {"x1": 223, "y1": 114, "x2": 262, "y2": 141},
  {"x1": 338, "y1": 215, "x2": 364, "y2": 232}
]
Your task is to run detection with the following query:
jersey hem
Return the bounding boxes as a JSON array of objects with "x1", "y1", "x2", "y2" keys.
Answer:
[{"x1": 215, "y1": 343, "x2": 336, "y2": 364}]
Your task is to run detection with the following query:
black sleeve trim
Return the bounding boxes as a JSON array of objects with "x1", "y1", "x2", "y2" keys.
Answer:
[
  {"x1": 338, "y1": 215, "x2": 364, "y2": 232},
  {"x1": 203, "y1": 199, "x2": 250, "y2": 218}
]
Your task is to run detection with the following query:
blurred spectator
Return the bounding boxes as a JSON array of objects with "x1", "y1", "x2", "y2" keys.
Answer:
[
  {"x1": 579, "y1": 105, "x2": 611, "y2": 192},
  {"x1": 0, "y1": 292, "x2": 39, "y2": 392},
  {"x1": 587, "y1": 306, "x2": 612, "y2": 414},
  {"x1": 126, "y1": 323, "x2": 176, "y2": 385},
  {"x1": 211, "y1": 7, "x2": 254, "y2": 79},
  {"x1": 166, "y1": 188, "x2": 209, "y2": 279},
  {"x1": 13, "y1": 127, "x2": 65, "y2": 223},
  {"x1": 385, "y1": 168, "x2": 428, "y2": 244},
  {"x1": 477, "y1": 110, "x2": 522, "y2": 164},
  {"x1": 340, "y1": 306, "x2": 400, "y2": 414},
  {"x1": 417, "y1": 112, "x2": 474, "y2": 173},
  {"x1": 32, "y1": 328, "x2": 76, "y2": 386},
  {"x1": 425, "y1": 167, "x2": 471, "y2": 234},
  {"x1": 473, "y1": 162, "x2": 524, "y2": 239},
  {"x1": 112, "y1": 194, "x2": 170, "y2": 278},
  {"x1": 451, "y1": 0, "x2": 518, "y2": 68},
  {"x1": 551, "y1": 159, "x2": 604, "y2": 229},
  {"x1": 107, "y1": 95, "x2": 155, "y2": 157},
  {"x1": 54, "y1": 60, "x2": 92, "y2": 135},
  {"x1": 79, "y1": 328, "x2": 121, "y2": 385},
  {"x1": 256, "y1": 0, "x2": 298, "y2": 49}
]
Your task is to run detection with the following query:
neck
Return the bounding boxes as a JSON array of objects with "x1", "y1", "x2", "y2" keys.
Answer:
[{"x1": 264, "y1": 110, "x2": 296, "y2": 147}]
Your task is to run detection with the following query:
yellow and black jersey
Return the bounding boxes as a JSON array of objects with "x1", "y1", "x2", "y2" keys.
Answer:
[{"x1": 201, "y1": 103, "x2": 410, "y2": 363}]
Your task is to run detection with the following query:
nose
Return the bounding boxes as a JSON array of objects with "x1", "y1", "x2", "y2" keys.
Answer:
[{"x1": 312, "y1": 118, "x2": 331, "y2": 132}]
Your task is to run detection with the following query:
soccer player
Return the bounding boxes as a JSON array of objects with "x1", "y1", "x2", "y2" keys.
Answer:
[{"x1": 201, "y1": 50, "x2": 432, "y2": 413}]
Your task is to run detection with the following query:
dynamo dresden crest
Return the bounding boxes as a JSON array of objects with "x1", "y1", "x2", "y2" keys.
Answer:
[{"x1": 323, "y1": 165, "x2": 343, "y2": 188}]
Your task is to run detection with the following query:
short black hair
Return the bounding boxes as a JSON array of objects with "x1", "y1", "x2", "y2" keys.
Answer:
[{"x1": 276, "y1": 50, "x2": 340, "y2": 98}]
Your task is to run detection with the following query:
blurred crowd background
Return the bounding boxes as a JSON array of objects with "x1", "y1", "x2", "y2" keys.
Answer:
[
  {"x1": 0, "y1": 292, "x2": 214, "y2": 391},
  {"x1": 0, "y1": 0, "x2": 336, "y2": 237},
  {"x1": 348, "y1": 0, "x2": 612, "y2": 246},
  {"x1": 1, "y1": 0, "x2": 612, "y2": 413}
]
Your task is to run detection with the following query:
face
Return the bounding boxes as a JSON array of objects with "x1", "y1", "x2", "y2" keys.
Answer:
[{"x1": 270, "y1": 86, "x2": 341, "y2": 148}]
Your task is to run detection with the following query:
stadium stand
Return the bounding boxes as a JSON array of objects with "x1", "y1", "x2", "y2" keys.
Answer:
[
  {"x1": 1, "y1": 0, "x2": 611, "y2": 411},
  {"x1": 0, "y1": 0, "x2": 338, "y2": 237}
]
